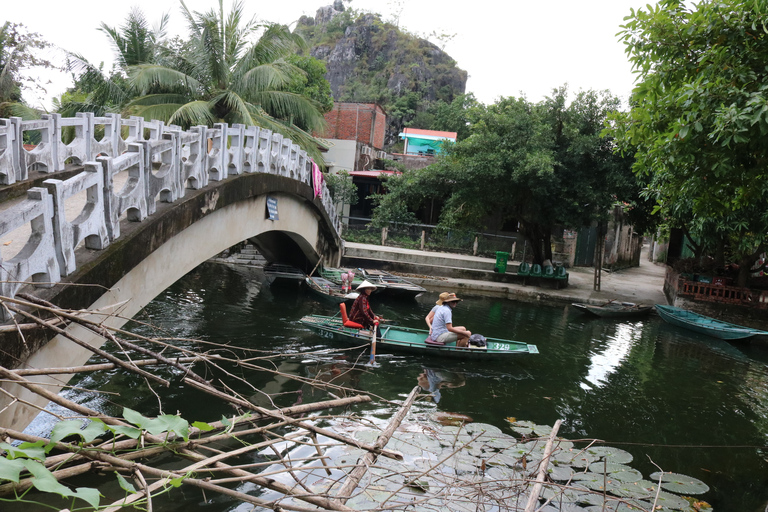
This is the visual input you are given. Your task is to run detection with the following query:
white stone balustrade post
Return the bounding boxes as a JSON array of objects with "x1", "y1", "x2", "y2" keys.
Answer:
[
  {"x1": 175, "y1": 126, "x2": 207, "y2": 190},
  {"x1": 270, "y1": 132, "x2": 283, "y2": 174},
  {"x1": 206, "y1": 123, "x2": 227, "y2": 181},
  {"x1": 143, "y1": 134, "x2": 181, "y2": 215},
  {"x1": 297, "y1": 149, "x2": 310, "y2": 185},
  {"x1": 241, "y1": 125, "x2": 259, "y2": 174},
  {"x1": 279, "y1": 137, "x2": 291, "y2": 177},
  {"x1": 87, "y1": 113, "x2": 122, "y2": 159},
  {"x1": 288, "y1": 143, "x2": 299, "y2": 180},
  {"x1": 0, "y1": 187, "x2": 60, "y2": 319},
  {"x1": 227, "y1": 124, "x2": 246, "y2": 176},
  {"x1": 256, "y1": 128, "x2": 272, "y2": 173},
  {"x1": 123, "y1": 116, "x2": 145, "y2": 146},
  {"x1": 43, "y1": 165, "x2": 109, "y2": 275},
  {"x1": 53, "y1": 113, "x2": 91, "y2": 168},
  {"x1": 101, "y1": 143, "x2": 147, "y2": 240},
  {"x1": 15, "y1": 116, "x2": 59, "y2": 175},
  {"x1": 144, "y1": 119, "x2": 165, "y2": 141},
  {"x1": 0, "y1": 118, "x2": 20, "y2": 185}
]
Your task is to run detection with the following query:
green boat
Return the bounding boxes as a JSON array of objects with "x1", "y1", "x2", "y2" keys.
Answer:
[
  {"x1": 299, "y1": 314, "x2": 539, "y2": 360},
  {"x1": 655, "y1": 304, "x2": 768, "y2": 340}
]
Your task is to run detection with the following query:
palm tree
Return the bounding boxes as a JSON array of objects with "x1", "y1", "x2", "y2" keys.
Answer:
[
  {"x1": 126, "y1": 0, "x2": 326, "y2": 161},
  {"x1": 59, "y1": 8, "x2": 169, "y2": 117}
]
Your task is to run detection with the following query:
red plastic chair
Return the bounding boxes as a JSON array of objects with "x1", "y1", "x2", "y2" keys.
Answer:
[{"x1": 340, "y1": 303, "x2": 364, "y2": 329}]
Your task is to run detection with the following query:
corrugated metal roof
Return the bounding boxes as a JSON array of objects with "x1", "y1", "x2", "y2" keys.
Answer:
[{"x1": 401, "y1": 127, "x2": 457, "y2": 140}]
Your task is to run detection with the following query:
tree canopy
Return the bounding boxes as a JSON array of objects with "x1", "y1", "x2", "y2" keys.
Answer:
[
  {"x1": 607, "y1": 0, "x2": 768, "y2": 284},
  {"x1": 0, "y1": 22, "x2": 57, "y2": 117},
  {"x1": 374, "y1": 88, "x2": 642, "y2": 264}
]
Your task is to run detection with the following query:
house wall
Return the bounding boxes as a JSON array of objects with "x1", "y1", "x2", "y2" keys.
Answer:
[{"x1": 321, "y1": 103, "x2": 386, "y2": 149}]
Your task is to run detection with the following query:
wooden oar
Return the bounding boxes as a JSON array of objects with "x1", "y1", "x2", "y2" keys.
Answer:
[{"x1": 369, "y1": 321, "x2": 378, "y2": 365}]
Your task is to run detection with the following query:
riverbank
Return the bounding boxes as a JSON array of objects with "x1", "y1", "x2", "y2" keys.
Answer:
[{"x1": 342, "y1": 242, "x2": 668, "y2": 307}]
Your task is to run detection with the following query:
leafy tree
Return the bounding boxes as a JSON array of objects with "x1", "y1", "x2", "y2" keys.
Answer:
[
  {"x1": 60, "y1": 8, "x2": 170, "y2": 117},
  {"x1": 374, "y1": 89, "x2": 642, "y2": 264},
  {"x1": 429, "y1": 93, "x2": 481, "y2": 141},
  {"x1": 0, "y1": 22, "x2": 57, "y2": 117},
  {"x1": 125, "y1": 0, "x2": 327, "y2": 160},
  {"x1": 284, "y1": 54, "x2": 334, "y2": 114},
  {"x1": 607, "y1": 0, "x2": 768, "y2": 285},
  {"x1": 325, "y1": 169, "x2": 358, "y2": 212}
]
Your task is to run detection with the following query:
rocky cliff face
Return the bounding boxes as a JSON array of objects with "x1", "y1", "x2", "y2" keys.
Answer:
[{"x1": 297, "y1": 4, "x2": 467, "y2": 107}]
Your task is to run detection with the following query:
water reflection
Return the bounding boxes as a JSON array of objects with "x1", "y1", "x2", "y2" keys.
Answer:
[
  {"x1": 417, "y1": 368, "x2": 466, "y2": 403},
  {"x1": 581, "y1": 322, "x2": 643, "y2": 390}
]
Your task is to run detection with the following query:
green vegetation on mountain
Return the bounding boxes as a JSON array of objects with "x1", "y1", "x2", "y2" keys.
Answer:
[{"x1": 294, "y1": 3, "x2": 468, "y2": 145}]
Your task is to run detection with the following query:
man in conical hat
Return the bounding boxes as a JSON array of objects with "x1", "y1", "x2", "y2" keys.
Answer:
[{"x1": 349, "y1": 280, "x2": 382, "y2": 333}]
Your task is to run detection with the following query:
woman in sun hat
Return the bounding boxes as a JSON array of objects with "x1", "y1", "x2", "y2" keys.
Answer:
[
  {"x1": 425, "y1": 292, "x2": 451, "y2": 333},
  {"x1": 430, "y1": 292, "x2": 471, "y2": 347},
  {"x1": 349, "y1": 280, "x2": 382, "y2": 333}
]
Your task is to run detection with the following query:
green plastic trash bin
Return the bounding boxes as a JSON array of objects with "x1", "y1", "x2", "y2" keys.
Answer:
[{"x1": 494, "y1": 251, "x2": 509, "y2": 273}]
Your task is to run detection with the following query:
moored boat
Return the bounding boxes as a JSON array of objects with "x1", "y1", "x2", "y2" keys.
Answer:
[
  {"x1": 263, "y1": 263, "x2": 305, "y2": 286},
  {"x1": 572, "y1": 301, "x2": 653, "y2": 318},
  {"x1": 655, "y1": 304, "x2": 768, "y2": 340},
  {"x1": 299, "y1": 314, "x2": 539, "y2": 360},
  {"x1": 360, "y1": 269, "x2": 426, "y2": 298},
  {"x1": 320, "y1": 267, "x2": 385, "y2": 294},
  {"x1": 304, "y1": 276, "x2": 359, "y2": 304}
]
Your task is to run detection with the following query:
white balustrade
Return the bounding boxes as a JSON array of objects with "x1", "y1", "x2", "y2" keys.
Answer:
[
  {"x1": 0, "y1": 115, "x2": 340, "y2": 316},
  {"x1": 44, "y1": 165, "x2": 109, "y2": 275},
  {"x1": 101, "y1": 143, "x2": 147, "y2": 240},
  {"x1": 143, "y1": 135, "x2": 181, "y2": 215},
  {"x1": 0, "y1": 119, "x2": 20, "y2": 185},
  {"x1": 205, "y1": 123, "x2": 227, "y2": 182},
  {"x1": 0, "y1": 188, "x2": 60, "y2": 320},
  {"x1": 53, "y1": 113, "x2": 91, "y2": 169}
]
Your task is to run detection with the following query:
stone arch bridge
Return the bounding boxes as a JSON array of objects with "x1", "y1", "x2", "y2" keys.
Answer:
[{"x1": 0, "y1": 114, "x2": 342, "y2": 430}]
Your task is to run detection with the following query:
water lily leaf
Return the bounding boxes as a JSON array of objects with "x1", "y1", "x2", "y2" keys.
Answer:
[
  {"x1": 463, "y1": 422, "x2": 502, "y2": 437},
  {"x1": 404, "y1": 478, "x2": 429, "y2": 492},
  {"x1": 540, "y1": 482, "x2": 588, "y2": 502},
  {"x1": 588, "y1": 462, "x2": 635, "y2": 475},
  {"x1": 508, "y1": 420, "x2": 536, "y2": 435},
  {"x1": 652, "y1": 490, "x2": 693, "y2": 510},
  {"x1": 532, "y1": 424, "x2": 553, "y2": 437},
  {"x1": 554, "y1": 449, "x2": 596, "y2": 468},
  {"x1": 649, "y1": 471, "x2": 710, "y2": 495},
  {"x1": 547, "y1": 463, "x2": 575, "y2": 481},
  {"x1": 585, "y1": 446, "x2": 633, "y2": 464},
  {"x1": 612, "y1": 467, "x2": 644, "y2": 483}
]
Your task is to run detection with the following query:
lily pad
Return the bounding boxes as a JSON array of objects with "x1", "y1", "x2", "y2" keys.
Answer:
[
  {"x1": 649, "y1": 471, "x2": 710, "y2": 495},
  {"x1": 547, "y1": 463, "x2": 575, "y2": 481},
  {"x1": 463, "y1": 422, "x2": 502, "y2": 437},
  {"x1": 540, "y1": 482, "x2": 589, "y2": 502},
  {"x1": 508, "y1": 419, "x2": 536, "y2": 435},
  {"x1": 555, "y1": 449, "x2": 596, "y2": 468},
  {"x1": 588, "y1": 462, "x2": 635, "y2": 475},
  {"x1": 651, "y1": 490, "x2": 694, "y2": 510},
  {"x1": 585, "y1": 446, "x2": 634, "y2": 464}
]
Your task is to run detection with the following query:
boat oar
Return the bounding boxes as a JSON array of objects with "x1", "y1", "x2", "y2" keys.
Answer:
[{"x1": 369, "y1": 320, "x2": 379, "y2": 365}]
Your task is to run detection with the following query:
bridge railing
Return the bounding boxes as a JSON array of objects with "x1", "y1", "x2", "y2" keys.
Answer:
[{"x1": 0, "y1": 114, "x2": 340, "y2": 320}]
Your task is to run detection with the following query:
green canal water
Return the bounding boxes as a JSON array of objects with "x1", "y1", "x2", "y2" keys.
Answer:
[{"x1": 27, "y1": 262, "x2": 768, "y2": 510}]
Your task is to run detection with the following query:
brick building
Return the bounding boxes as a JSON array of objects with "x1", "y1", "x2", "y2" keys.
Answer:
[{"x1": 320, "y1": 103, "x2": 387, "y2": 149}]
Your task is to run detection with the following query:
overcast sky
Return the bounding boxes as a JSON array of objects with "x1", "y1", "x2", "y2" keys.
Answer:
[{"x1": 6, "y1": 0, "x2": 654, "y2": 111}]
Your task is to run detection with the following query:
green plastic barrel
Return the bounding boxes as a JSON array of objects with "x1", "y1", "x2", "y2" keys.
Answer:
[{"x1": 494, "y1": 251, "x2": 509, "y2": 273}]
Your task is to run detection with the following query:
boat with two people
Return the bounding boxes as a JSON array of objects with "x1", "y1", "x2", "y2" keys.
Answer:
[
  {"x1": 572, "y1": 300, "x2": 653, "y2": 318},
  {"x1": 655, "y1": 304, "x2": 768, "y2": 340},
  {"x1": 299, "y1": 311, "x2": 539, "y2": 360}
]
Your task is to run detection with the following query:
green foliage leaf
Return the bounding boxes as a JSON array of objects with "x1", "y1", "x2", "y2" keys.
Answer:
[
  {"x1": 49, "y1": 419, "x2": 107, "y2": 445},
  {"x1": 115, "y1": 472, "x2": 138, "y2": 494},
  {"x1": 122, "y1": 407, "x2": 190, "y2": 440},
  {"x1": 192, "y1": 421, "x2": 215, "y2": 432},
  {"x1": 0, "y1": 456, "x2": 25, "y2": 482},
  {"x1": 24, "y1": 459, "x2": 102, "y2": 508},
  {"x1": 0, "y1": 440, "x2": 46, "y2": 461}
]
